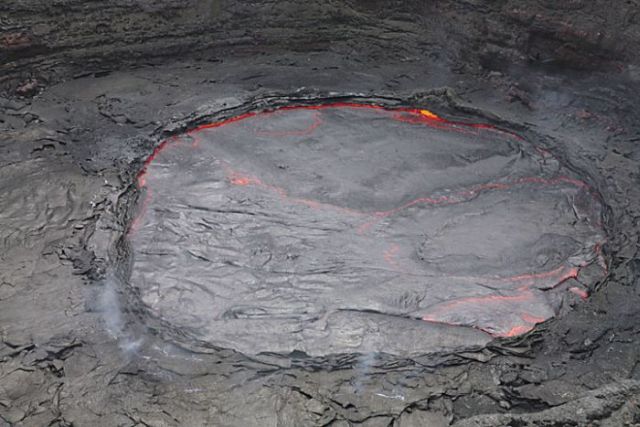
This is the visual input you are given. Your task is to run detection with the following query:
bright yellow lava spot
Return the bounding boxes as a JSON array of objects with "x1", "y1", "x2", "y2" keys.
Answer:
[{"x1": 419, "y1": 109, "x2": 440, "y2": 120}]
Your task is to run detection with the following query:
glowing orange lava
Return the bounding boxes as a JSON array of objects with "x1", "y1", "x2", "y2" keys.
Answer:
[
  {"x1": 133, "y1": 101, "x2": 606, "y2": 338},
  {"x1": 419, "y1": 109, "x2": 442, "y2": 121}
]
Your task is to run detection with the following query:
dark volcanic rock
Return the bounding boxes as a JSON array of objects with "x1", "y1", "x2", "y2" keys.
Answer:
[
  {"x1": 2, "y1": 0, "x2": 639, "y2": 92},
  {"x1": 1, "y1": 1, "x2": 640, "y2": 426}
]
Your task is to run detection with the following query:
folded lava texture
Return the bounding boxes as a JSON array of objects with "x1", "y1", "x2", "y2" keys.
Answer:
[{"x1": 130, "y1": 104, "x2": 606, "y2": 356}]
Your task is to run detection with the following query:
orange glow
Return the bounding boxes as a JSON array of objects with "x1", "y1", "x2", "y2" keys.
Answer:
[
  {"x1": 222, "y1": 162, "x2": 360, "y2": 215},
  {"x1": 132, "y1": 102, "x2": 607, "y2": 338},
  {"x1": 231, "y1": 177, "x2": 252, "y2": 186},
  {"x1": 383, "y1": 244, "x2": 402, "y2": 270},
  {"x1": 419, "y1": 109, "x2": 442, "y2": 121},
  {"x1": 357, "y1": 176, "x2": 593, "y2": 235},
  {"x1": 503, "y1": 265, "x2": 579, "y2": 285},
  {"x1": 137, "y1": 101, "x2": 533, "y2": 196},
  {"x1": 521, "y1": 313, "x2": 546, "y2": 324},
  {"x1": 503, "y1": 324, "x2": 534, "y2": 337},
  {"x1": 423, "y1": 290, "x2": 534, "y2": 314},
  {"x1": 569, "y1": 287, "x2": 589, "y2": 300},
  {"x1": 422, "y1": 289, "x2": 545, "y2": 336}
]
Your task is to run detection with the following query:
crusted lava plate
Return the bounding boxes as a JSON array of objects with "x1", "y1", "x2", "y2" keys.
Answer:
[{"x1": 128, "y1": 101, "x2": 606, "y2": 357}]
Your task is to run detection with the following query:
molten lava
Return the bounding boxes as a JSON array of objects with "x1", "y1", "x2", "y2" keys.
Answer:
[{"x1": 129, "y1": 102, "x2": 606, "y2": 356}]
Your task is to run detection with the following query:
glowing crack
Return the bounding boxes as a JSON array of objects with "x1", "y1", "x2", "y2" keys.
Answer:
[{"x1": 129, "y1": 102, "x2": 606, "y2": 355}]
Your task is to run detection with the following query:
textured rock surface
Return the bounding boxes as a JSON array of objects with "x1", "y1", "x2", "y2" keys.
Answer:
[
  {"x1": 2, "y1": 1, "x2": 640, "y2": 92},
  {"x1": 1, "y1": 1, "x2": 640, "y2": 426},
  {"x1": 131, "y1": 104, "x2": 604, "y2": 354}
]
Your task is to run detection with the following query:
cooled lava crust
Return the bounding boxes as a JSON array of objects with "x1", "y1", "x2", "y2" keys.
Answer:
[{"x1": 130, "y1": 103, "x2": 606, "y2": 357}]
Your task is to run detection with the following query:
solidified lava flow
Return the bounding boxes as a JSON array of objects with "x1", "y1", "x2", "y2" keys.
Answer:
[{"x1": 130, "y1": 103, "x2": 606, "y2": 356}]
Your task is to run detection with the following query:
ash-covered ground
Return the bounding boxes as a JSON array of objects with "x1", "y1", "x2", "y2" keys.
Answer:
[{"x1": 1, "y1": 1, "x2": 640, "y2": 426}]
